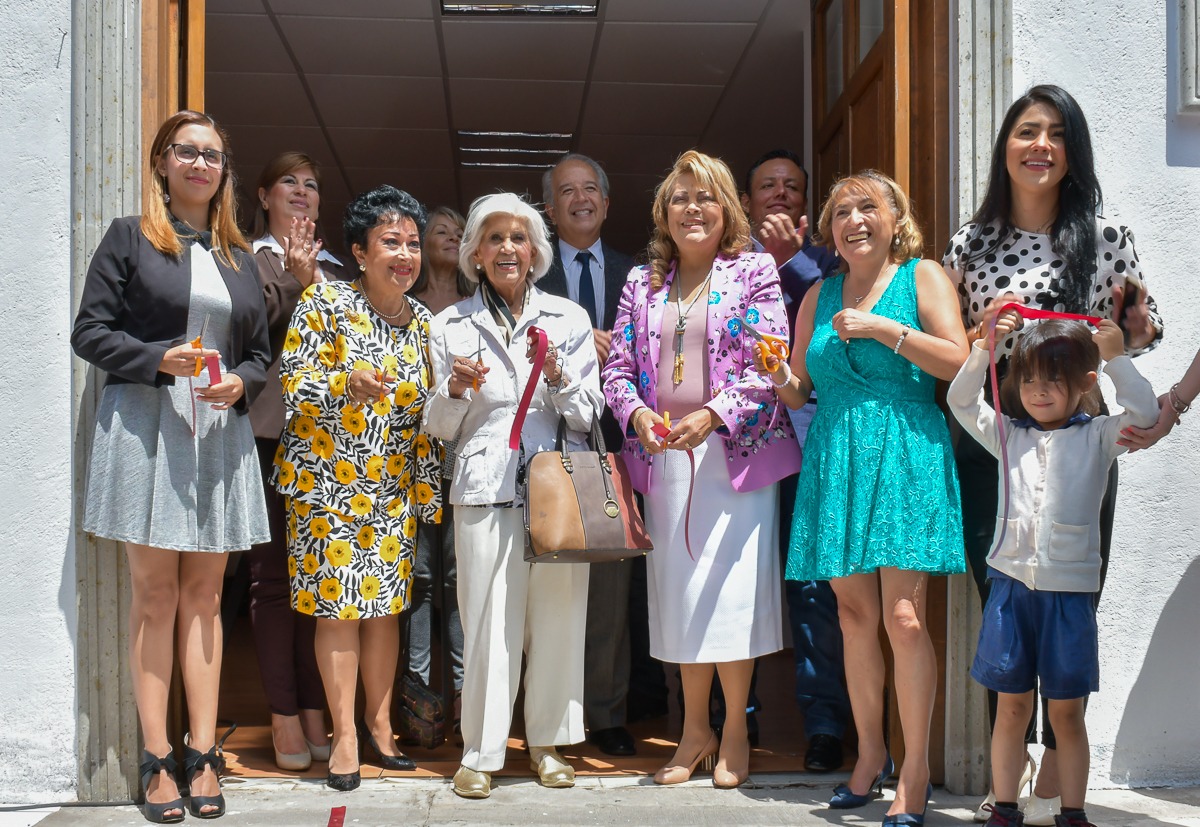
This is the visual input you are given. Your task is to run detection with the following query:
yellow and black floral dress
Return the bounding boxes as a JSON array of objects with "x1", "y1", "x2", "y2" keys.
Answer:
[{"x1": 273, "y1": 280, "x2": 442, "y2": 620}]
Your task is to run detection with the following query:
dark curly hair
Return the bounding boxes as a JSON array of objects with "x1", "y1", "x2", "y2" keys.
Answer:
[{"x1": 344, "y1": 185, "x2": 427, "y2": 254}]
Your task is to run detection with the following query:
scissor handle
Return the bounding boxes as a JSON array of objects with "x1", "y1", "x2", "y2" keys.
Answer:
[{"x1": 757, "y1": 338, "x2": 789, "y2": 364}]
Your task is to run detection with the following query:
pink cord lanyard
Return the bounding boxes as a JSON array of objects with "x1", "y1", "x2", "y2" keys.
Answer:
[
  {"x1": 510, "y1": 326, "x2": 549, "y2": 450},
  {"x1": 985, "y1": 302, "x2": 1102, "y2": 559}
]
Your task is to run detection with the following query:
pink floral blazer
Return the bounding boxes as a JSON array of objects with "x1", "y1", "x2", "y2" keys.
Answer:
[{"x1": 602, "y1": 251, "x2": 802, "y2": 494}]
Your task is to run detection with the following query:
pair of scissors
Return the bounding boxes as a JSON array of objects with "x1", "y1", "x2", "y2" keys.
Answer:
[{"x1": 736, "y1": 314, "x2": 789, "y2": 364}]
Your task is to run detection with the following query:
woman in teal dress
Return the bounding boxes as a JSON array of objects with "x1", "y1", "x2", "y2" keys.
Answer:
[{"x1": 757, "y1": 171, "x2": 967, "y2": 826}]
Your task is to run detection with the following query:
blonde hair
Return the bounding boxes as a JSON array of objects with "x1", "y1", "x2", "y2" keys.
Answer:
[
  {"x1": 143, "y1": 110, "x2": 250, "y2": 269},
  {"x1": 814, "y1": 170, "x2": 923, "y2": 267},
  {"x1": 647, "y1": 150, "x2": 751, "y2": 289}
]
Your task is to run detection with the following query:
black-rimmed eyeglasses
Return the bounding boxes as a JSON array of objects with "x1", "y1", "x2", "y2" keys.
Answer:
[{"x1": 166, "y1": 143, "x2": 228, "y2": 169}]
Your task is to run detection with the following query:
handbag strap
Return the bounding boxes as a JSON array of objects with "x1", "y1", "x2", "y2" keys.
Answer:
[{"x1": 510, "y1": 325, "x2": 548, "y2": 450}]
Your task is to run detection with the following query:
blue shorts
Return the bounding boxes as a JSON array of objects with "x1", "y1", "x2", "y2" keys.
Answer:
[{"x1": 971, "y1": 571, "x2": 1099, "y2": 700}]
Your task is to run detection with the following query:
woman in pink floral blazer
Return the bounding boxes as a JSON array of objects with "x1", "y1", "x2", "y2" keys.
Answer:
[{"x1": 601, "y1": 150, "x2": 801, "y2": 789}]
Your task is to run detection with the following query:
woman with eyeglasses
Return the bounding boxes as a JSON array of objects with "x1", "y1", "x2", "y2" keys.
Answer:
[{"x1": 72, "y1": 110, "x2": 271, "y2": 823}]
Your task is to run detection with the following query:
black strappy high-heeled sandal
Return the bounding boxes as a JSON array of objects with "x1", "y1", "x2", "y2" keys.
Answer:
[
  {"x1": 182, "y1": 744, "x2": 225, "y2": 819},
  {"x1": 138, "y1": 750, "x2": 185, "y2": 824}
]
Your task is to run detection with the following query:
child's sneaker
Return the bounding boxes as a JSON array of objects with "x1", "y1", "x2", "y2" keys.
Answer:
[
  {"x1": 984, "y1": 804, "x2": 1025, "y2": 826},
  {"x1": 1053, "y1": 815, "x2": 1096, "y2": 827}
]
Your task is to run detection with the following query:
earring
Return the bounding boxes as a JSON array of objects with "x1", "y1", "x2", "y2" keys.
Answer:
[
  {"x1": 359, "y1": 263, "x2": 366, "y2": 272},
  {"x1": 261, "y1": 202, "x2": 269, "y2": 210},
  {"x1": 891, "y1": 235, "x2": 900, "y2": 249},
  {"x1": 475, "y1": 264, "x2": 482, "y2": 272},
  {"x1": 163, "y1": 192, "x2": 171, "y2": 204}
]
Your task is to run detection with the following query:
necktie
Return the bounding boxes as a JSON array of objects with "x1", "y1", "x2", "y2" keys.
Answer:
[{"x1": 575, "y1": 250, "x2": 598, "y2": 328}]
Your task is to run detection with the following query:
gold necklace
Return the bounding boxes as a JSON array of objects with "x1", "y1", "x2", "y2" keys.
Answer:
[
  {"x1": 671, "y1": 271, "x2": 713, "y2": 385},
  {"x1": 357, "y1": 279, "x2": 410, "y2": 324}
]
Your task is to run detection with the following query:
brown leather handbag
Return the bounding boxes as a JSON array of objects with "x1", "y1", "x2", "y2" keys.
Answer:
[{"x1": 523, "y1": 416, "x2": 652, "y2": 563}]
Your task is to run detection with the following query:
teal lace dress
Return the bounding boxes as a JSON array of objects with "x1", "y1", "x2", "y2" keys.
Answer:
[{"x1": 786, "y1": 259, "x2": 965, "y2": 580}]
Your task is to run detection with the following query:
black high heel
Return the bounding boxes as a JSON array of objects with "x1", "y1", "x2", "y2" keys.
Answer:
[
  {"x1": 182, "y1": 744, "x2": 225, "y2": 819},
  {"x1": 138, "y1": 750, "x2": 185, "y2": 824},
  {"x1": 362, "y1": 730, "x2": 416, "y2": 771}
]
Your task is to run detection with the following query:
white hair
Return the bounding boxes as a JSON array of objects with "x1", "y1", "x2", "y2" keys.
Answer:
[{"x1": 459, "y1": 192, "x2": 554, "y2": 284}]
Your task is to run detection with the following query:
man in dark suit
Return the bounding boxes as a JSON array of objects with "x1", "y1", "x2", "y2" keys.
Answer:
[
  {"x1": 540, "y1": 153, "x2": 638, "y2": 756},
  {"x1": 743, "y1": 148, "x2": 849, "y2": 773}
]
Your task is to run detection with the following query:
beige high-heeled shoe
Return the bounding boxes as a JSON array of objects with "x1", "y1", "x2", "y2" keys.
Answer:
[{"x1": 654, "y1": 731, "x2": 718, "y2": 785}]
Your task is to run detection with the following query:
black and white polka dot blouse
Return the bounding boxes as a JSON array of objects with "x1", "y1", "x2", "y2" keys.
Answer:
[{"x1": 942, "y1": 216, "x2": 1163, "y2": 355}]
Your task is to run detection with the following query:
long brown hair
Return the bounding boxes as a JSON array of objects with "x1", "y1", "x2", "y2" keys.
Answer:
[
  {"x1": 142, "y1": 110, "x2": 250, "y2": 268},
  {"x1": 647, "y1": 150, "x2": 751, "y2": 289},
  {"x1": 249, "y1": 150, "x2": 322, "y2": 242}
]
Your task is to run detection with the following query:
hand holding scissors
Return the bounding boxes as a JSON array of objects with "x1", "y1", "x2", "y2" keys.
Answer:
[{"x1": 738, "y1": 315, "x2": 789, "y2": 374}]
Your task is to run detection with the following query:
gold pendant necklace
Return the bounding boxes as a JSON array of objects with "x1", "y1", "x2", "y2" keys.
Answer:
[{"x1": 672, "y1": 271, "x2": 712, "y2": 385}]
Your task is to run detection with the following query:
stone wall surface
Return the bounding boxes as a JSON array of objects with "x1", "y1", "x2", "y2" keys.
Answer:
[{"x1": 1013, "y1": 0, "x2": 1200, "y2": 787}]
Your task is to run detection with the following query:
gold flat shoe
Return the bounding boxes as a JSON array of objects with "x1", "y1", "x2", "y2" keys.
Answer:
[
  {"x1": 653, "y1": 731, "x2": 718, "y2": 785},
  {"x1": 529, "y1": 747, "x2": 575, "y2": 788},
  {"x1": 452, "y1": 764, "x2": 491, "y2": 799}
]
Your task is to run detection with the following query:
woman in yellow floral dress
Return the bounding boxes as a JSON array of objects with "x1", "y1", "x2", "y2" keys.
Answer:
[{"x1": 274, "y1": 185, "x2": 442, "y2": 791}]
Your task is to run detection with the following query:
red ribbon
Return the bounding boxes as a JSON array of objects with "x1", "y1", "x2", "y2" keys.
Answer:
[
  {"x1": 510, "y1": 326, "x2": 548, "y2": 450},
  {"x1": 651, "y1": 420, "x2": 697, "y2": 560},
  {"x1": 986, "y1": 303, "x2": 1102, "y2": 559}
]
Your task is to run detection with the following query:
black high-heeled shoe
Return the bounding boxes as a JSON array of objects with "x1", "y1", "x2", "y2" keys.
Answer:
[
  {"x1": 138, "y1": 750, "x2": 185, "y2": 824},
  {"x1": 182, "y1": 744, "x2": 225, "y2": 819},
  {"x1": 326, "y1": 767, "x2": 362, "y2": 792},
  {"x1": 361, "y1": 731, "x2": 416, "y2": 771}
]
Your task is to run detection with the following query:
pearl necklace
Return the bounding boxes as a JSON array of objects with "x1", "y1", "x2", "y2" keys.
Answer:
[{"x1": 357, "y1": 279, "x2": 410, "y2": 324}]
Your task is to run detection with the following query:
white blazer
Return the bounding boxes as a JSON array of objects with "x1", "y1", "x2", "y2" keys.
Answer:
[{"x1": 423, "y1": 287, "x2": 602, "y2": 507}]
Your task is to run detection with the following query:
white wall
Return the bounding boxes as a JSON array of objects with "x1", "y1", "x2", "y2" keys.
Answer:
[
  {"x1": 0, "y1": 0, "x2": 79, "y2": 803},
  {"x1": 1013, "y1": 0, "x2": 1200, "y2": 788}
]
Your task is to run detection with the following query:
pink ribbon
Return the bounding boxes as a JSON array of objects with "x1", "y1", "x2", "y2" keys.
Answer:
[
  {"x1": 986, "y1": 303, "x2": 1102, "y2": 559},
  {"x1": 510, "y1": 326, "x2": 548, "y2": 450}
]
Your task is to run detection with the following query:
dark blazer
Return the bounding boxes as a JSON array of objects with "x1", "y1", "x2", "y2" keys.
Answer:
[
  {"x1": 71, "y1": 216, "x2": 272, "y2": 411},
  {"x1": 539, "y1": 238, "x2": 636, "y2": 450},
  {"x1": 248, "y1": 246, "x2": 353, "y2": 438},
  {"x1": 538, "y1": 239, "x2": 636, "y2": 334}
]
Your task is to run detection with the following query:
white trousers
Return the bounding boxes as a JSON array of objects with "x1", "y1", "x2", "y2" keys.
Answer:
[{"x1": 455, "y1": 506, "x2": 589, "y2": 771}]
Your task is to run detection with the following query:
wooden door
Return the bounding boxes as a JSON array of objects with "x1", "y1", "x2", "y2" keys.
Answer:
[
  {"x1": 812, "y1": 0, "x2": 953, "y2": 782},
  {"x1": 143, "y1": 0, "x2": 206, "y2": 207}
]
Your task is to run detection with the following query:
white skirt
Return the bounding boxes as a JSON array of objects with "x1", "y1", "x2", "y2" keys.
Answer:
[{"x1": 644, "y1": 433, "x2": 782, "y2": 663}]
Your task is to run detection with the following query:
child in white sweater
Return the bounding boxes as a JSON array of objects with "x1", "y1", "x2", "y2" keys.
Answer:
[{"x1": 947, "y1": 316, "x2": 1158, "y2": 827}]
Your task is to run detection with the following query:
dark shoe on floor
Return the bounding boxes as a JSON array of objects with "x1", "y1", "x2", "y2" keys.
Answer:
[
  {"x1": 361, "y1": 731, "x2": 417, "y2": 771},
  {"x1": 983, "y1": 803, "x2": 1025, "y2": 827},
  {"x1": 588, "y1": 726, "x2": 636, "y2": 756},
  {"x1": 1053, "y1": 814, "x2": 1096, "y2": 827},
  {"x1": 138, "y1": 750, "x2": 184, "y2": 824},
  {"x1": 804, "y1": 733, "x2": 844, "y2": 773},
  {"x1": 182, "y1": 744, "x2": 225, "y2": 819}
]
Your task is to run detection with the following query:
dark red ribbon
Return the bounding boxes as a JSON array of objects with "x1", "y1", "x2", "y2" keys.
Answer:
[
  {"x1": 651, "y1": 420, "x2": 697, "y2": 560},
  {"x1": 510, "y1": 326, "x2": 549, "y2": 450},
  {"x1": 986, "y1": 303, "x2": 1102, "y2": 559}
]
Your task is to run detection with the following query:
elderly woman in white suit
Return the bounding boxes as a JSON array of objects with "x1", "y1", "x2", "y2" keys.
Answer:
[{"x1": 423, "y1": 192, "x2": 602, "y2": 800}]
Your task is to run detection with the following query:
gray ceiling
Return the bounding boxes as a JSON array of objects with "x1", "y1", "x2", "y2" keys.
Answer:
[{"x1": 205, "y1": 0, "x2": 809, "y2": 258}]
